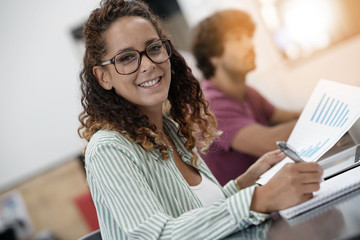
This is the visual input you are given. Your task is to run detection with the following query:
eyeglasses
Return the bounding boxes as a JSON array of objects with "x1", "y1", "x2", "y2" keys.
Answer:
[{"x1": 100, "y1": 38, "x2": 172, "y2": 75}]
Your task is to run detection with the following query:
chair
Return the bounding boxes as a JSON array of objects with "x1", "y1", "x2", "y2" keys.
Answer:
[
  {"x1": 78, "y1": 229, "x2": 102, "y2": 240},
  {"x1": 74, "y1": 191, "x2": 100, "y2": 231}
]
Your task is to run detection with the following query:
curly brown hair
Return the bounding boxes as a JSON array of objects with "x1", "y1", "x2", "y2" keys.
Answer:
[
  {"x1": 191, "y1": 9, "x2": 255, "y2": 79},
  {"x1": 78, "y1": 0, "x2": 219, "y2": 165}
]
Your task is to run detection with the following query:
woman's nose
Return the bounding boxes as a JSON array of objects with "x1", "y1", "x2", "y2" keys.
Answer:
[{"x1": 138, "y1": 54, "x2": 156, "y2": 73}]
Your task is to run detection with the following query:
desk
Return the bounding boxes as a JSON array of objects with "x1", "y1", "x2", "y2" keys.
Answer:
[
  {"x1": 225, "y1": 187, "x2": 360, "y2": 240},
  {"x1": 224, "y1": 134, "x2": 360, "y2": 239}
]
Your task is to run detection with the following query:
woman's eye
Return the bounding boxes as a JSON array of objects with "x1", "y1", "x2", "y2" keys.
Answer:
[
  {"x1": 148, "y1": 44, "x2": 162, "y2": 54},
  {"x1": 116, "y1": 52, "x2": 137, "y2": 64}
]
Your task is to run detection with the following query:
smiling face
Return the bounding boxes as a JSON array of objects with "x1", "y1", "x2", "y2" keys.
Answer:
[{"x1": 93, "y1": 16, "x2": 171, "y2": 114}]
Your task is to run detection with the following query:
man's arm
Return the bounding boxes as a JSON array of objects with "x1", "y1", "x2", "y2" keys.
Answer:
[
  {"x1": 270, "y1": 108, "x2": 301, "y2": 125},
  {"x1": 230, "y1": 119, "x2": 297, "y2": 157}
]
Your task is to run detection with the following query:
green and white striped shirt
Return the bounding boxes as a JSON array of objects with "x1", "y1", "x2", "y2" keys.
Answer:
[{"x1": 85, "y1": 117, "x2": 268, "y2": 240}]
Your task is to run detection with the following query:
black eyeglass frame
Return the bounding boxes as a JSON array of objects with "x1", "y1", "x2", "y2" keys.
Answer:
[{"x1": 100, "y1": 38, "x2": 172, "y2": 75}]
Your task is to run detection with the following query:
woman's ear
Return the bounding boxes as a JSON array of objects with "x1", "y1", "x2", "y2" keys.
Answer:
[{"x1": 93, "y1": 66, "x2": 113, "y2": 90}]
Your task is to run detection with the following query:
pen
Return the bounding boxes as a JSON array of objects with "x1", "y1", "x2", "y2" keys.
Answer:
[{"x1": 276, "y1": 141, "x2": 305, "y2": 163}]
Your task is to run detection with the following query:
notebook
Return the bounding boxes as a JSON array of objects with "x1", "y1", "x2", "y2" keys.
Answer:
[{"x1": 279, "y1": 165, "x2": 360, "y2": 219}]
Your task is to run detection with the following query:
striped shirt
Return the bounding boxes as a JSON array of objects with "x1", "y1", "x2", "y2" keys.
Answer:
[{"x1": 85, "y1": 117, "x2": 268, "y2": 240}]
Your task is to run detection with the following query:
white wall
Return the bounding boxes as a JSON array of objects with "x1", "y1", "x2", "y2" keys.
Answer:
[
  {"x1": 177, "y1": 0, "x2": 360, "y2": 111},
  {"x1": 0, "y1": 0, "x2": 99, "y2": 191}
]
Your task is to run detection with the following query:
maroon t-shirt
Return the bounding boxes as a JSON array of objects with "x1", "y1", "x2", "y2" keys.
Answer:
[{"x1": 200, "y1": 80, "x2": 275, "y2": 186}]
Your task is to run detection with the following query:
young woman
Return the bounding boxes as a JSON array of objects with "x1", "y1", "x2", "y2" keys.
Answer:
[{"x1": 78, "y1": 1, "x2": 323, "y2": 239}]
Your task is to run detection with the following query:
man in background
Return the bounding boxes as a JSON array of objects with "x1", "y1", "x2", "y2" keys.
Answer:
[{"x1": 191, "y1": 9, "x2": 300, "y2": 186}]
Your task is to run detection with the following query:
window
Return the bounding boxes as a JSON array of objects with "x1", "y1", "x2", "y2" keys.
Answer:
[{"x1": 258, "y1": 0, "x2": 360, "y2": 60}]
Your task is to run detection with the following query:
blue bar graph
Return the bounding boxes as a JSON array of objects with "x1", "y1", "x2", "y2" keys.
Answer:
[
  {"x1": 298, "y1": 138, "x2": 330, "y2": 158},
  {"x1": 310, "y1": 93, "x2": 349, "y2": 127}
]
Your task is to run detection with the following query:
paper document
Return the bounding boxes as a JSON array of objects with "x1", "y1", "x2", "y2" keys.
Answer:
[{"x1": 257, "y1": 79, "x2": 360, "y2": 185}]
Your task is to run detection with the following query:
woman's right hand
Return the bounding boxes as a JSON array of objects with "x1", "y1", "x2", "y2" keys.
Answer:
[{"x1": 250, "y1": 162, "x2": 323, "y2": 213}]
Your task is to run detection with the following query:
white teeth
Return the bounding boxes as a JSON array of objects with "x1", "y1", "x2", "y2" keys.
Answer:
[{"x1": 139, "y1": 77, "x2": 160, "y2": 87}]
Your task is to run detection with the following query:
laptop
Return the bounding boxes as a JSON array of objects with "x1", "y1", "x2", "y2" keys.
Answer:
[{"x1": 319, "y1": 144, "x2": 360, "y2": 180}]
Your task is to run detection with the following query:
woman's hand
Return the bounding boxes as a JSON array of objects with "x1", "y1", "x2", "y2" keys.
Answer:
[
  {"x1": 235, "y1": 149, "x2": 285, "y2": 189},
  {"x1": 250, "y1": 162, "x2": 323, "y2": 213}
]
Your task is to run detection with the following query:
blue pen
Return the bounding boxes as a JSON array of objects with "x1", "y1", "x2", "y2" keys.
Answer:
[{"x1": 276, "y1": 141, "x2": 305, "y2": 163}]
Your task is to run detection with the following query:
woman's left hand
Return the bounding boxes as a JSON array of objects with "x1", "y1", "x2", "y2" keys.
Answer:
[{"x1": 235, "y1": 149, "x2": 285, "y2": 189}]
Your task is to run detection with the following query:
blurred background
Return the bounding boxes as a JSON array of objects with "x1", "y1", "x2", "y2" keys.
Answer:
[{"x1": 0, "y1": 0, "x2": 359, "y2": 239}]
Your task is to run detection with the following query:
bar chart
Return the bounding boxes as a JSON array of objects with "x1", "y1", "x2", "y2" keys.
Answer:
[
  {"x1": 298, "y1": 138, "x2": 330, "y2": 158},
  {"x1": 310, "y1": 93, "x2": 349, "y2": 127}
]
